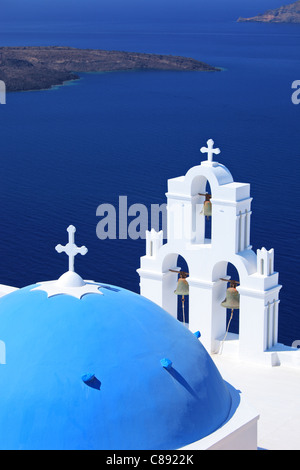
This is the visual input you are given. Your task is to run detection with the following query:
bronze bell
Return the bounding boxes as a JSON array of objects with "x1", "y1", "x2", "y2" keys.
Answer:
[
  {"x1": 169, "y1": 269, "x2": 189, "y2": 297},
  {"x1": 220, "y1": 279, "x2": 240, "y2": 310},
  {"x1": 170, "y1": 270, "x2": 189, "y2": 325},
  {"x1": 202, "y1": 200, "x2": 212, "y2": 218},
  {"x1": 199, "y1": 193, "x2": 212, "y2": 219},
  {"x1": 174, "y1": 277, "x2": 189, "y2": 297},
  {"x1": 221, "y1": 287, "x2": 240, "y2": 310}
]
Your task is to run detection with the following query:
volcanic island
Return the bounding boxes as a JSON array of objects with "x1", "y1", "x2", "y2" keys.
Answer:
[
  {"x1": 238, "y1": 0, "x2": 300, "y2": 23},
  {"x1": 0, "y1": 46, "x2": 220, "y2": 93}
]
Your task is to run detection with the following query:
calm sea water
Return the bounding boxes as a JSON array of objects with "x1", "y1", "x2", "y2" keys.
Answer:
[{"x1": 0, "y1": 19, "x2": 299, "y2": 344}]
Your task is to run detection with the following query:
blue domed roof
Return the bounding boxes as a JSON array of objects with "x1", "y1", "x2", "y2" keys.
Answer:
[{"x1": 0, "y1": 280, "x2": 232, "y2": 450}]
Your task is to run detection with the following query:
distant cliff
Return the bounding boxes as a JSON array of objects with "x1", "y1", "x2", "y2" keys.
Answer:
[
  {"x1": 0, "y1": 46, "x2": 220, "y2": 92},
  {"x1": 238, "y1": 0, "x2": 300, "y2": 23}
]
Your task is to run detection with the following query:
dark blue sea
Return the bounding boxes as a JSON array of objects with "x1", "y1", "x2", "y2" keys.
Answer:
[{"x1": 0, "y1": 14, "x2": 299, "y2": 345}]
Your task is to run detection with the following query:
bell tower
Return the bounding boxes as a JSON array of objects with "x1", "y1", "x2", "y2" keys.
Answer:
[{"x1": 138, "y1": 139, "x2": 285, "y2": 366}]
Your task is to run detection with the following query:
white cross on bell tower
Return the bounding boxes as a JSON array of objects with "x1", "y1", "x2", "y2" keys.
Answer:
[
  {"x1": 55, "y1": 225, "x2": 88, "y2": 272},
  {"x1": 200, "y1": 139, "x2": 221, "y2": 167}
]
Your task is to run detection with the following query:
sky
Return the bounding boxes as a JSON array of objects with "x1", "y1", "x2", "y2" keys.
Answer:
[{"x1": 0, "y1": 0, "x2": 289, "y2": 24}]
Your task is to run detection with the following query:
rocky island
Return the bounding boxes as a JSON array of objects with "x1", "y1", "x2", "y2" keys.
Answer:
[
  {"x1": 0, "y1": 46, "x2": 220, "y2": 92},
  {"x1": 238, "y1": 0, "x2": 300, "y2": 23}
]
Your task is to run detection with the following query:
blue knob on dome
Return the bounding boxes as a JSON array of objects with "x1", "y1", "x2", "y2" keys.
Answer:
[
  {"x1": 82, "y1": 373, "x2": 101, "y2": 390},
  {"x1": 82, "y1": 373, "x2": 95, "y2": 384},
  {"x1": 194, "y1": 331, "x2": 201, "y2": 339},
  {"x1": 160, "y1": 358, "x2": 173, "y2": 371}
]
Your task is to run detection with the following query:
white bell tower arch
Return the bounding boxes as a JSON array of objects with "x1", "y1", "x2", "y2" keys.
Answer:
[{"x1": 138, "y1": 140, "x2": 283, "y2": 365}]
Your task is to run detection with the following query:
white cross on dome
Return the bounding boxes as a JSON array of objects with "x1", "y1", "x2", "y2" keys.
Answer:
[
  {"x1": 32, "y1": 225, "x2": 103, "y2": 298},
  {"x1": 55, "y1": 225, "x2": 88, "y2": 273}
]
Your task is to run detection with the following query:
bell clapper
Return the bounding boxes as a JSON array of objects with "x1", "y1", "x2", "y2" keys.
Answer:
[{"x1": 182, "y1": 295, "x2": 186, "y2": 324}]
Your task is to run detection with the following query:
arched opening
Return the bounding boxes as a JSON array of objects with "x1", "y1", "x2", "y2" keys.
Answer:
[
  {"x1": 212, "y1": 260, "x2": 241, "y2": 349},
  {"x1": 221, "y1": 263, "x2": 240, "y2": 336},
  {"x1": 176, "y1": 256, "x2": 189, "y2": 324},
  {"x1": 203, "y1": 181, "x2": 212, "y2": 242},
  {"x1": 191, "y1": 176, "x2": 213, "y2": 245},
  {"x1": 162, "y1": 253, "x2": 190, "y2": 325}
]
